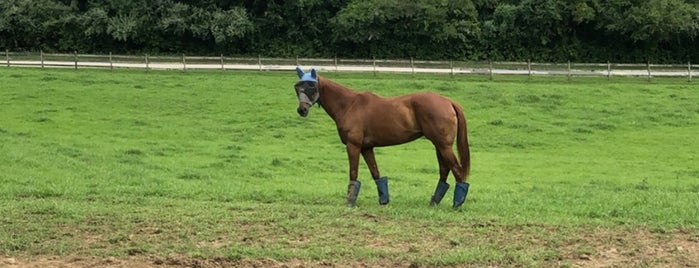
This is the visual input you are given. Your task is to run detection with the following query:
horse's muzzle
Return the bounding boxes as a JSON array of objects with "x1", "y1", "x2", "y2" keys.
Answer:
[{"x1": 297, "y1": 106, "x2": 309, "y2": 117}]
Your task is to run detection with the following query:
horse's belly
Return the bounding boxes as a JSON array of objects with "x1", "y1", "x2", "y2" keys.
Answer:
[
  {"x1": 364, "y1": 133, "x2": 422, "y2": 147},
  {"x1": 363, "y1": 121, "x2": 421, "y2": 147}
]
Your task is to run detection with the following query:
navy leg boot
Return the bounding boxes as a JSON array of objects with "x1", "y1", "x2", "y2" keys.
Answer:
[
  {"x1": 347, "y1": 180, "x2": 361, "y2": 207},
  {"x1": 453, "y1": 181, "x2": 470, "y2": 208},
  {"x1": 430, "y1": 181, "x2": 450, "y2": 206},
  {"x1": 375, "y1": 177, "x2": 389, "y2": 205}
]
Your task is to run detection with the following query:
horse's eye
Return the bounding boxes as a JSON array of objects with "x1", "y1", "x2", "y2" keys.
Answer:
[{"x1": 305, "y1": 88, "x2": 317, "y2": 96}]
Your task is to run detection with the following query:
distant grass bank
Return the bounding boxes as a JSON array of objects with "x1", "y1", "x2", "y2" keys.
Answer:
[{"x1": 1, "y1": 68, "x2": 697, "y2": 267}]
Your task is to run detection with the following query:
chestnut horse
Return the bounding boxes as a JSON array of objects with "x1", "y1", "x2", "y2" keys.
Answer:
[{"x1": 294, "y1": 67, "x2": 471, "y2": 208}]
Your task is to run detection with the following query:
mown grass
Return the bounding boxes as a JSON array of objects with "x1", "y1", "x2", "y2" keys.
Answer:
[{"x1": 0, "y1": 67, "x2": 697, "y2": 266}]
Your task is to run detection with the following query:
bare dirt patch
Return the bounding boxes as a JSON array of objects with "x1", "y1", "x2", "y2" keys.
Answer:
[
  {"x1": 562, "y1": 228, "x2": 699, "y2": 267},
  {"x1": 3, "y1": 227, "x2": 697, "y2": 267},
  {"x1": 1, "y1": 255, "x2": 369, "y2": 268}
]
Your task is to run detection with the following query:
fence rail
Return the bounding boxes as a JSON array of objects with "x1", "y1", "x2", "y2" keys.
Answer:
[{"x1": 1, "y1": 50, "x2": 696, "y2": 81}]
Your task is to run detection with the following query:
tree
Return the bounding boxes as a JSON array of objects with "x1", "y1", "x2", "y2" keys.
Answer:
[
  {"x1": 480, "y1": 0, "x2": 597, "y2": 61},
  {"x1": 332, "y1": 0, "x2": 480, "y2": 59},
  {"x1": 70, "y1": 0, "x2": 254, "y2": 53},
  {"x1": 1, "y1": 0, "x2": 697, "y2": 62},
  {"x1": 238, "y1": 0, "x2": 347, "y2": 57},
  {"x1": 597, "y1": 0, "x2": 699, "y2": 61},
  {"x1": 0, "y1": 0, "x2": 72, "y2": 50}
]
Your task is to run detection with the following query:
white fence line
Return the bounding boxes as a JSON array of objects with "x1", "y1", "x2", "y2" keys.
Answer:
[{"x1": 1, "y1": 50, "x2": 696, "y2": 81}]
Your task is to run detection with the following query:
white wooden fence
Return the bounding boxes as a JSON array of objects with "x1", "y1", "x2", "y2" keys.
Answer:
[{"x1": 1, "y1": 50, "x2": 696, "y2": 81}]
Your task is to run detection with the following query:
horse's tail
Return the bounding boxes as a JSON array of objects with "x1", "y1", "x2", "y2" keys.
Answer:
[{"x1": 452, "y1": 102, "x2": 471, "y2": 179}]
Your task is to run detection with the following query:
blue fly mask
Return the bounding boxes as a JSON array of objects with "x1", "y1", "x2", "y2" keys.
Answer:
[{"x1": 294, "y1": 66, "x2": 320, "y2": 117}]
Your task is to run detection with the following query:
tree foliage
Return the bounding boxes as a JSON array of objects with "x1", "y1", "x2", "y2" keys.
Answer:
[
  {"x1": 333, "y1": 0, "x2": 480, "y2": 58},
  {"x1": 0, "y1": 0, "x2": 697, "y2": 62}
]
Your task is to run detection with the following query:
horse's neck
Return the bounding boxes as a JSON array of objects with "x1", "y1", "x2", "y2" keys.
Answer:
[{"x1": 318, "y1": 77, "x2": 358, "y2": 122}]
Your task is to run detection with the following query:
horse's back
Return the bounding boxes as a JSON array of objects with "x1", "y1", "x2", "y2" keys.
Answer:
[
  {"x1": 350, "y1": 92, "x2": 421, "y2": 146},
  {"x1": 365, "y1": 91, "x2": 456, "y2": 125},
  {"x1": 353, "y1": 91, "x2": 458, "y2": 146},
  {"x1": 402, "y1": 92, "x2": 457, "y2": 119}
]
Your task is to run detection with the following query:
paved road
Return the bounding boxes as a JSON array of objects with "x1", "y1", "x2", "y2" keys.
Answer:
[{"x1": 3, "y1": 60, "x2": 697, "y2": 78}]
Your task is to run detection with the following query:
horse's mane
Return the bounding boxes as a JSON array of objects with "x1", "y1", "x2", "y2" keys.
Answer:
[{"x1": 318, "y1": 75, "x2": 381, "y2": 100}]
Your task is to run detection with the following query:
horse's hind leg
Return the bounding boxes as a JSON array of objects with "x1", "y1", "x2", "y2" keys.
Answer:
[
  {"x1": 435, "y1": 146, "x2": 470, "y2": 208},
  {"x1": 430, "y1": 149, "x2": 451, "y2": 206},
  {"x1": 361, "y1": 148, "x2": 389, "y2": 205}
]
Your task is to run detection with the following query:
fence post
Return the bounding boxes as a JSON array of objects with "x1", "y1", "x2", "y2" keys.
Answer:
[
  {"x1": 295, "y1": 56, "x2": 299, "y2": 66},
  {"x1": 182, "y1": 54, "x2": 187, "y2": 71},
  {"x1": 646, "y1": 60, "x2": 651, "y2": 82},
  {"x1": 607, "y1": 61, "x2": 611, "y2": 80},
  {"x1": 373, "y1": 57, "x2": 377, "y2": 76},
  {"x1": 74, "y1": 51, "x2": 78, "y2": 70},
  {"x1": 145, "y1": 54, "x2": 150, "y2": 70},
  {"x1": 567, "y1": 60, "x2": 571, "y2": 81},
  {"x1": 258, "y1": 54, "x2": 262, "y2": 71},
  {"x1": 527, "y1": 59, "x2": 532, "y2": 80},
  {"x1": 220, "y1": 54, "x2": 224, "y2": 70},
  {"x1": 5, "y1": 49, "x2": 8, "y2": 67},
  {"x1": 489, "y1": 60, "x2": 493, "y2": 81},
  {"x1": 40, "y1": 50, "x2": 44, "y2": 69},
  {"x1": 450, "y1": 60, "x2": 454, "y2": 76},
  {"x1": 688, "y1": 61, "x2": 692, "y2": 82},
  {"x1": 109, "y1": 52, "x2": 113, "y2": 70},
  {"x1": 410, "y1": 57, "x2": 415, "y2": 75},
  {"x1": 334, "y1": 55, "x2": 338, "y2": 72}
]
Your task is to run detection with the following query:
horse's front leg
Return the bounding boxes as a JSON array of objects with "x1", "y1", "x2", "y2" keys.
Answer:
[
  {"x1": 361, "y1": 148, "x2": 389, "y2": 205},
  {"x1": 346, "y1": 143, "x2": 362, "y2": 207}
]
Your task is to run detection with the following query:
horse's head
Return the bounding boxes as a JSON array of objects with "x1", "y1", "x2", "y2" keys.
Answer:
[{"x1": 294, "y1": 66, "x2": 319, "y2": 117}]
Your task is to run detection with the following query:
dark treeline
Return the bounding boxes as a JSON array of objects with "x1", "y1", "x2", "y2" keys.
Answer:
[{"x1": 1, "y1": 0, "x2": 698, "y2": 63}]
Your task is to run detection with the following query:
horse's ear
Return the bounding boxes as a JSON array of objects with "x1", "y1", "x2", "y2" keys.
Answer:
[
  {"x1": 310, "y1": 68, "x2": 317, "y2": 80},
  {"x1": 296, "y1": 66, "x2": 305, "y2": 79}
]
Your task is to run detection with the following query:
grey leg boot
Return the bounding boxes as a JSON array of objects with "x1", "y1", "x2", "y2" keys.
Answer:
[
  {"x1": 453, "y1": 181, "x2": 470, "y2": 208},
  {"x1": 430, "y1": 181, "x2": 450, "y2": 206},
  {"x1": 347, "y1": 180, "x2": 361, "y2": 207},
  {"x1": 375, "y1": 177, "x2": 389, "y2": 205}
]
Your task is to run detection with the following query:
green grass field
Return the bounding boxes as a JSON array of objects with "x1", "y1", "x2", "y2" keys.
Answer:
[{"x1": 1, "y1": 67, "x2": 697, "y2": 267}]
